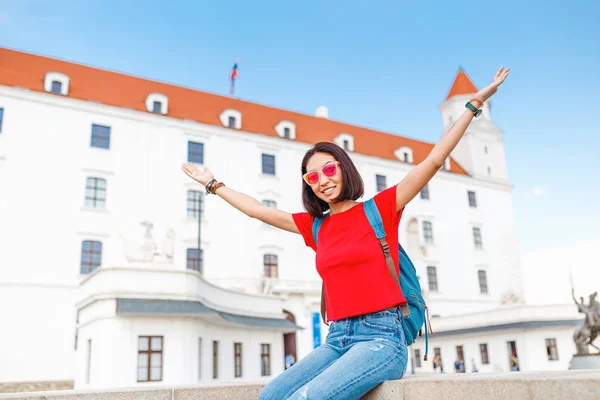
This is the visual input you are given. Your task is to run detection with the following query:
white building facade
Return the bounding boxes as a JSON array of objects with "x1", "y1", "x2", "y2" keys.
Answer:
[{"x1": 0, "y1": 48, "x2": 583, "y2": 391}]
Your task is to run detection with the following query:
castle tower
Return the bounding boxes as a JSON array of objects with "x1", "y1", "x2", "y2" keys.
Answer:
[{"x1": 439, "y1": 68, "x2": 510, "y2": 184}]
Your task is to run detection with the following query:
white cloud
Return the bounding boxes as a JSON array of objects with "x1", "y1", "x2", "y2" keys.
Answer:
[
  {"x1": 524, "y1": 186, "x2": 545, "y2": 197},
  {"x1": 521, "y1": 237, "x2": 600, "y2": 305}
]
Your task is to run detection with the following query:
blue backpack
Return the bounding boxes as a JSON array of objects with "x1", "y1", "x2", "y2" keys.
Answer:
[{"x1": 312, "y1": 198, "x2": 432, "y2": 360}]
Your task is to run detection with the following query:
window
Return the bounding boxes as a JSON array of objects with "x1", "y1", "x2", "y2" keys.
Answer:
[
  {"x1": 261, "y1": 344, "x2": 271, "y2": 376},
  {"x1": 376, "y1": 174, "x2": 386, "y2": 192},
  {"x1": 275, "y1": 121, "x2": 296, "y2": 140},
  {"x1": 414, "y1": 349, "x2": 422, "y2": 368},
  {"x1": 264, "y1": 254, "x2": 278, "y2": 278},
  {"x1": 473, "y1": 227, "x2": 483, "y2": 249},
  {"x1": 188, "y1": 141, "x2": 204, "y2": 164},
  {"x1": 422, "y1": 221, "x2": 433, "y2": 244},
  {"x1": 468, "y1": 191, "x2": 477, "y2": 208},
  {"x1": 262, "y1": 200, "x2": 277, "y2": 208},
  {"x1": 434, "y1": 347, "x2": 441, "y2": 359},
  {"x1": 478, "y1": 270, "x2": 488, "y2": 294},
  {"x1": 427, "y1": 266, "x2": 438, "y2": 292},
  {"x1": 234, "y1": 343, "x2": 242, "y2": 377},
  {"x1": 394, "y1": 146, "x2": 413, "y2": 163},
  {"x1": 545, "y1": 338, "x2": 558, "y2": 361},
  {"x1": 91, "y1": 124, "x2": 110, "y2": 149},
  {"x1": 81, "y1": 240, "x2": 102, "y2": 274},
  {"x1": 145, "y1": 93, "x2": 168, "y2": 114},
  {"x1": 262, "y1": 154, "x2": 276, "y2": 175},
  {"x1": 420, "y1": 184, "x2": 430, "y2": 200},
  {"x1": 85, "y1": 178, "x2": 106, "y2": 209},
  {"x1": 137, "y1": 336, "x2": 163, "y2": 382},
  {"x1": 480, "y1": 343, "x2": 489, "y2": 364},
  {"x1": 187, "y1": 190, "x2": 203, "y2": 219},
  {"x1": 44, "y1": 72, "x2": 70, "y2": 95},
  {"x1": 187, "y1": 248, "x2": 203, "y2": 273},
  {"x1": 456, "y1": 345, "x2": 464, "y2": 361},
  {"x1": 228, "y1": 116, "x2": 237, "y2": 128},
  {"x1": 212, "y1": 341, "x2": 219, "y2": 379},
  {"x1": 219, "y1": 109, "x2": 242, "y2": 129},
  {"x1": 51, "y1": 80, "x2": 63, "y2": 94},
  {"x1": 334, "y1": 133, "x2": 354, "y2": 152},
  {"x1": 198, "y1": 338, "x2": 202, "y2": 380},
  {"x1": 0, "y1": 107, "x2": 4, "y2": 133}
]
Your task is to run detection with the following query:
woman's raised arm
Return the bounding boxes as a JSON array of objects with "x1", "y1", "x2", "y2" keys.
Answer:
[{"x1": 181, "y1": 163, "x2": 300, "y2": 234}]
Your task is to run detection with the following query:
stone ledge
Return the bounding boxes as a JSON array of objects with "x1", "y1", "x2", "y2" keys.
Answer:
[
  {"x1": 0, "y1": 382, "x2": 73, "y2": 395},
  {"x1": 1, "y1": 371, "x2": 599, "y2": 400}
]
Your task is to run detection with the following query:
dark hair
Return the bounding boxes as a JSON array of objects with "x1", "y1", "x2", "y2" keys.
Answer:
[{"x1": 301, "y1": 142, "x2": 364, "y2": 218}]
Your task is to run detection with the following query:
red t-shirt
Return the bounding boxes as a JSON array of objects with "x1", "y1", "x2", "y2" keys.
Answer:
[{"x1": 293, "y1": 185, "x2": 407, "y2": 322}]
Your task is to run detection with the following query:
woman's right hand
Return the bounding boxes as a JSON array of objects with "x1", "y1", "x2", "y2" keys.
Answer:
[{"x1": 181, "y1": 163, "x2": 214, "y2": 187}]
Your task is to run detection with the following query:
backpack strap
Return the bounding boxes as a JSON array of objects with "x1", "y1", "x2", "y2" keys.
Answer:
[
  {"x1": 312, "y1": 215, "x2": 329, "y2": 325},
  {"x1": 363, "y1": 199, "x2": 410, "y2": 318},
  {"x1": 312, "y1": 216, "x2": 325, "y2": 247}
]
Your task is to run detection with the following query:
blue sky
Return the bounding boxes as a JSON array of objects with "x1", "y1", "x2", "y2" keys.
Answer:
[{"x1": 1, "y1": 0, "x2": 598, "y2": 253}]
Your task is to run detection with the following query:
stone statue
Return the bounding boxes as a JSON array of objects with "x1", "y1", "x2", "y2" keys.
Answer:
[
  {"x1": 121, "y1": 221, "x2": 175, "y2": 264},
  {"x1": 140, "y1": 220, "x2": 157, "y2": 262},
  {"x1": 500, "y1": 290, "x2": 524, "y2": 305},
  {"x1": 572, "y1": 289, "x2": 600, "y2": 355}
]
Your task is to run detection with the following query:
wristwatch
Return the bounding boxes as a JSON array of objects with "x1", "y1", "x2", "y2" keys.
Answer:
[{"x1": 466, "y1": 102, "x2": 482, "y2": 117}]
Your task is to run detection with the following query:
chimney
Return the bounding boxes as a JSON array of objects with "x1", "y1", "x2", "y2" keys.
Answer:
[{"x1": 315, "y1": 106, "x2": 328, "y2": 119}]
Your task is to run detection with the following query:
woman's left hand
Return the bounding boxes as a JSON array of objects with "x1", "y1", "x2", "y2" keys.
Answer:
[{"x1": 475, "y1": 66, "x2": 510, "y2": 103}]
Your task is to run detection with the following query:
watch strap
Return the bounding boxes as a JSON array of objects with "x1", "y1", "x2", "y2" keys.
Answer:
[{"x1": 465, "y1": 101, "x2": 482, "y2": 117}]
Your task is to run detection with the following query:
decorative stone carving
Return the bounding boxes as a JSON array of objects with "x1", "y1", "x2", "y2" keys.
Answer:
[
  {"x1": 572, "y1": 290, "x2": 600, "y2": 355},
  {"x1": 121, "y1": 221, "x2": 175, "y2": 264}
]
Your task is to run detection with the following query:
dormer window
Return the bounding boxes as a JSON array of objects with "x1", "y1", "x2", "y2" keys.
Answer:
[
  {"x1": 444, "y1": 158, "x2": 451, "y2": 171},
  {"x1": 334, "y1": 133, "x2": 354, "y2": 152},
  {"x1": 394, "y1": 146, "x2": 414, "y2": 164},
  {"x1": 44, "y1": 72, "x2": 70, "y2": 96},
  {"x1": 220, "y1": 109, "x2": 242, "y2": 130},
  {"x1": 275, "y1": 120, "x2": 296, "y2": 140},
  {"x1": 145, "y1": 93, "x2": 169, "y2": 115}
]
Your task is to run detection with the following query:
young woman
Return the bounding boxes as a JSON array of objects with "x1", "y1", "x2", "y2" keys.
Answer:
[{"x1": 182, "y1": 67, "x2": 509, "y2": 399}]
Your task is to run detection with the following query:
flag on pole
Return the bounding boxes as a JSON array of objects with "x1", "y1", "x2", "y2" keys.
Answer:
[{"x1": 229, "y1": 61, "x2": 239, "y2": 96}]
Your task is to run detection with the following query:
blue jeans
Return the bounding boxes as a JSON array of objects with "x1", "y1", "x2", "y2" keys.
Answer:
[{"x1": 259, "y1": 308, "x2": 408, "y2": 400}]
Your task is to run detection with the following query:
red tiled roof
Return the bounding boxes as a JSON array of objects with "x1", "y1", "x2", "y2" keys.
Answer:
[
  {"x1": 0, "y1": 47, "x2": 467, "y2": 175},
  {"x1": 446, "y1": 69, "x2": 479, "y2": 100}
]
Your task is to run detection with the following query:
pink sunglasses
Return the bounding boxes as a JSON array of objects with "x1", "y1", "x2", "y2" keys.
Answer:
[{"x1": 303, "y1": 162, "x2": 340, "y2": 185}]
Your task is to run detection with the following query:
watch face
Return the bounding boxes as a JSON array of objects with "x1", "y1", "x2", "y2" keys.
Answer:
[{"x1": 475, "y1": 109, "x2": 483, "y2": 117}]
